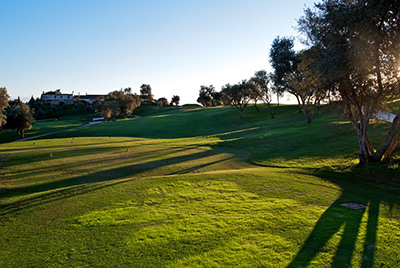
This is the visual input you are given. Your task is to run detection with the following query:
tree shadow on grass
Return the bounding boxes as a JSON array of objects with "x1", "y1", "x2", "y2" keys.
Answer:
[
  {"x1": 0, "y1": 145, "x2": 249, "y2": 217},
  {"x1": 286, "y1": 167, "x2": 399, "y2": 268}
]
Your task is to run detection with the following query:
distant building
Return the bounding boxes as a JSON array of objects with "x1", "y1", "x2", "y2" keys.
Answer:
[
  {"x1": 41, "y1": 90, "x2": 74, "y2": 105},
  {"x1": 41, "y1": 91, "x2": 105, "y2": 105}
]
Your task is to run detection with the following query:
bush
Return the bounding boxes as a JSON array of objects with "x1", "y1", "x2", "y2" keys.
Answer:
[
  {"x1": 85, "y1": 105, "x2": 92, "y2": 114},
  {"x1": 36, "y1": 108, "x2": 47, "y2": 119},
  {"x1": 73, "y1": 104, "x2": 79, "y2": 113}
]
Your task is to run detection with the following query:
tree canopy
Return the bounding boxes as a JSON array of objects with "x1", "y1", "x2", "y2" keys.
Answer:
[
  {"x1": 221, "y1": 80, "x2": 252, "y2": 119},
  {"x1": 4, "y1": 100, "x2": 34, "y2": 138},
  {"x1": 269, "y1": 36, "x2": 301, "y2": 112},
  {"x1": 249, "y1": 70, "x2": 280, "y2": 118},
  {"x1": 157, "y1": 97, "x2": 169, "y2": 107},
  {"x1": 171, "y1": 95, "x2": 180, "y2": 106},
  {"x1": 298, "y1": 0, "x2": 400, "y2": 164},
  {"x1": 100, "y1": 90, "x2": 141, "y2": 119},
  {"x1": 197, "y1": 85, "x2": 215, "y2": 107},
  {"x1": 140, "y1": 84, "x2": 154, "y2": 102},
  {"x1": 0, "y1": 87, "x2": 10, "y2": 127}
]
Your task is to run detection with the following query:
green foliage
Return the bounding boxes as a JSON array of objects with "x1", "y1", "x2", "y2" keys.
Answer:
[
  {"x1": 36, "y1": 108, "x2": 47, "y2": 117},
  {"x1": 221, "y1": 80, "x2": 252, "y2": 119},
  {"x1": 140, "y1": 84, "x2": 154, "y2": 102},
  {"x1": 28, "y1": 95, "x2": 36, "y2": 107},
  {"x1": 84, "y1": 104, "x2": 92, "y2": 114},
  {"x1": 99, "y1": 90, "x2": 141, "y2": 119},
  {"x1": 197, "y1": 85, "x2": 215, "y2": 107},
  {"x1": 73, "y1": 104, "x2": 79, "y2": 113},
  {"x1": 0, "y1": 87, "x2": 10, "y2": 127},
  {"x1": 298, "y1": 0, "x2": 400, "y2": 164},
  {"x1": 62, "y1": 103, "x2": 69, "y2": 110},
  {"x1": 269, "y1": 36, "x2": 298, "y2": 97},
  {"x1": 171, "y1": 95, "x2": 180, "y2": 106},
  {"x1": 157, "y1": 97, "x2": 169, "y2": 107},
  {"x1": 3, "y1": 101, "x2": 34, "y2": 137},
  {"x1": 250, "y1": 70, "x2": 281, "y2": 118}
]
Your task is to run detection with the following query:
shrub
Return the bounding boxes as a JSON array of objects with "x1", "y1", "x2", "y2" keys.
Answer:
[{"x1": 85, "y1": 105, "x2": 92, "y2": 114}]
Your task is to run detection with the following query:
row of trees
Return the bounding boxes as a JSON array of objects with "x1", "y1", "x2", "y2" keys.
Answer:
[
  {"x1": 196, "y1": 70, "x2": 279, "y2": 120},
  {"x1": 196, "y1": 0, "x2": 400, "y2": 165},
  {"x1": 139, "y1": 84, "x2": 180, "y2": 107},
  {"x1": 196, "y1": 37, "x2": 326, "y2": 123},
  {"x1": 99, "y1": 86, "x2": 180, "y2": 120}
]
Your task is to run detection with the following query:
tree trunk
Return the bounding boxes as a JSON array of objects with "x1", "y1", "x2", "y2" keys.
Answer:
[
  {"x1": 267, "y1": 103, "x2": 274, "y2": 119},
  {"x1": 373, "y1": 110, "x2": 400, "y2": 161},
  {"x1": 255, "y1": 101, "x2": 259, "y2": 112},
  {"x1": 384, "y1": 131, "x2": 400, "y2": 161},
  {"x1": 304, "y1": 108, "x2": 312, "y2": 124},
  {"x1": 364, "y1": 132, "x2": 374, "y2": 156},
  {"x1": 238, "y1": 110, "x2": 243, "y2": 120},
  {"x1": 296, "y1": 95, "x2": 302, "y2": 113},
  {"x1": 357, "y1": 123, "x2": 373, "y2": 165},
  {"x1": 267, "y1": 96, "x2": 280, "y2": 119}
]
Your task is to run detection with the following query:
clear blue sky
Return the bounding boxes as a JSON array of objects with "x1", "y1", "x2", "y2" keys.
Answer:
[{"x1": 1, "y1": 0, "x2": 316, "y2": 104}]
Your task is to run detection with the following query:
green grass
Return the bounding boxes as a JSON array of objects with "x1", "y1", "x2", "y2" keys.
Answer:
[
  {"x1": 0, "y1": 113, "x2": 102, "y2": 143},
  {"x1": 1, "y1": 104, "x2": 400, "y2": 267}
]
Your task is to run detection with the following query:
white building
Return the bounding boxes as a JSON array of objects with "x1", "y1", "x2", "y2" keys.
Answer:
[{"x1": 41, "y1": 90, "x2": 74, "y2": 105}]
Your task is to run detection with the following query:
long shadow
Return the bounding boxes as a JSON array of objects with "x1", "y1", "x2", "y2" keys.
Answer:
[
  {"x1": 0, "y1": 145, "x2": 245, "y2": 216},
  {"x1": 0, "y1": 178, "x2": 133, "y2": 217},
  {"x1": 3, "y1": 143, "x2": 192, "y2": 170},
  {"x1": 168, "y1": 156, "x2": 236, "y2": 175},
  {"x1": 286, "y1": 167, "x2": 399, "y2": 268}
]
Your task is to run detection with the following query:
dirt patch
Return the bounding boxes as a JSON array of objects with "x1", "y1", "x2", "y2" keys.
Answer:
[{"x1": 341, "y1": 202, "x2": 367, "y2": 212}]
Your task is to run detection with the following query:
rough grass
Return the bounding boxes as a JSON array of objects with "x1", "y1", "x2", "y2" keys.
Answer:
[{"x1": 1, "y1": 104, "x2": 400, "y2": 267}]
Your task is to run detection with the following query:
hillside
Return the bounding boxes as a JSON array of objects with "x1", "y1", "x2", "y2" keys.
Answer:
[{"x1": 0, "y1": 104, "x2": 399, "y2": 267}]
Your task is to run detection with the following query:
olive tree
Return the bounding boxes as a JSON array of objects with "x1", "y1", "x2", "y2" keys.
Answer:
[
  {"x1": 157, "y1": 97, "x2": 169, "y2": 108},
  {"x1": 100, "y1": 90, "x2": 141, "y2": 120},
  {"x1": 270, "y1": 36, "x2": 302, "y2": 113},
  {"x1": 197, "y1": 85, "x2": 215, "y2": 107},
  {"x1": 250, "y1": 70, "x2": 280, "y2": 119},
  {"x1": 4, "y1": 100, "x2": 34, "y2": 138},
  {"x1": 140, "y1": 84, "x2": 154, "y2": 102},
  {"x1": 298, "y1": 0, "x2": 400, "y2": 164},
  {"x1": 221, "y1": 80, "x2": 252, "y2": 119},
  {"x1": 171, "y1": 95, "x2": 180, "y2": 106}
]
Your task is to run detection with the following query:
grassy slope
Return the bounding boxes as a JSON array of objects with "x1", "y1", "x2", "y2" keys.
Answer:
[
  {"x1": 0, "y1": 104, "x2": 400, "y2": 267},
  {"x1": 0, "y1": 113, "x2": 101, "y2": 144}
]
